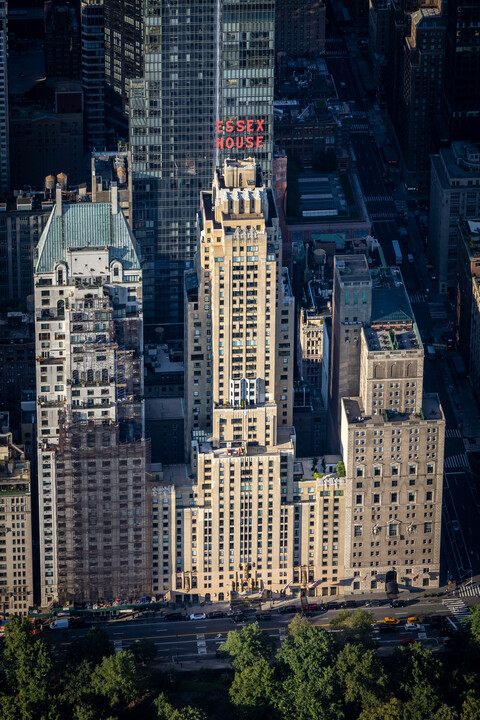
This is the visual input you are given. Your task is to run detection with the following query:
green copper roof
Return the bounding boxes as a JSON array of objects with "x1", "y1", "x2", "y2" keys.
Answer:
[
  {"x1": 35, "y1": 203, "x2": 141, "y2": 274},
  {"x1": 371, "y1": 286, "x2": 413, "y2": 325}
]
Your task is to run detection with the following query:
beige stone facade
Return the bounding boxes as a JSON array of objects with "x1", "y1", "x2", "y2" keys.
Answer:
[
  {"x1": 340, "y1": 269, "x2": 445, "y2": 593},
  {"x1": 156, "y1": 160, "x2": 345, "y2": 603},
  {"x1": 0, "y1": 433, "x2": 34, "y2": 616}
]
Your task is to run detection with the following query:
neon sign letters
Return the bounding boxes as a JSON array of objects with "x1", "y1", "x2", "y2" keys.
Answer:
[{"x1": 216, "y1": 120, "x2": 265, "y2": 149}]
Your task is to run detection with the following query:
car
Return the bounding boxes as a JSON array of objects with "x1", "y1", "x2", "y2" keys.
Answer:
[
  {"x1": 380, "y1": 624, "x2": 397, "y2": 634},
  {"x1": 164, "y1": 612, "x2": 186, "y2": 622},
  {"x1": 390, "y1": 600, "x2": 407, "y2": 608},
  {"x1": 31, "y1": 626, "x2": 43, "y2": 635},
  {"x1": 365, "y1": 600, "x2": 381, "y2": 607},
  {"x1": 384, "y1": 617, "x2": 400, "y2": 625},
  {"x1": 206, "y1": 610, "x2": 225, "y2": 619},
  {"x1": 255, "y1": 612, "x2": 272, "y2": 621},
  {"x1": 341, "y1": 601, "x2": 357, "y2": 609},
  {"x1": 326, "y1": 602, "x2": 340, "y2": 610},
  {"x1": 230, "y1": 614, "x2": 247, "y2": 624},
  {"x1": 451, "y1": 520, "x2": 460, "y2": 531},
  {"x1": 402, "y1": 638, "x2": 418, "y2": 646},
  {"x1": 407, "y1": 616, "x2": 422, "y2": 625},
  {"x1": 279, "y1": 606, "x2": 300, "y2": 615},
  {"x1": 404, "y1": 623, "x2": 422, "y2": 631},
  {"x1": 189, "y1": 612, "x2": 206, "y2": 621}
]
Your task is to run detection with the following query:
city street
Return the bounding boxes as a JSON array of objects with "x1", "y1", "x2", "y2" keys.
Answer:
[{"x1": 48, "y1": 598, "x2": 478, "y2": 662}]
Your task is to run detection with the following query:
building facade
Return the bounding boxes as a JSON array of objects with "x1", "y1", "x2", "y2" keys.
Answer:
[
  {"x1": 104, "y1": 0, "x2": 144, "y2": 139},
  {"x1": 81, "y1": 0, "x2": 106, "y2": 151},
  {"x1": 129, "y1": 0, "x2": 275, "y2": 333},
  {"x1": 0, "y1": 432, "x2": 34, "y2": 616},
  {"x1": 275, "y1": 0, "x2": 325, "y2": 58},
  {"x1": 329, "y1": 255, "x2": 372, "y2": 452},
  {"x1": 456, "y1": 219, "x2": 480, "y2": 374},
  {"x1": 429, "y1": 142, "x2": 480, "y2": 292},
  {"x1": 340, "y1": 266, "x2": 445, "y2": 593},
  {"x1": 0, "y1": 0, "x2": 9, "y2": 193},
  {"x1": 442, "y1": 0, "x2": 480, "y2": 143},
  {"x1": 153, "y1": 159, "x2": 346, "y2": 603},
  {"x1": 400, "y1": 6, "x2": 446, "y2": 190},
  {"x1": 34, "y1": 190, "x2": 151, "y2": 606}
]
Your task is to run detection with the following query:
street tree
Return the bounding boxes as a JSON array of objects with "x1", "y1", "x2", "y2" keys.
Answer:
[
  {"x1": 329, "y1": 609, "x2": 375, "y2": 645},
  {"x1": 90, "y1": 650, "x2": 144, "y2": 708},
  {"x1": 336, "y1": 642, "x2": 387, "y2": 711},
  {"x1": 222, "y1": 621, "x2": 273, "y2": 672},
  {"x1": 229, "y1": 658, "x2": 277, "y2": 719}
]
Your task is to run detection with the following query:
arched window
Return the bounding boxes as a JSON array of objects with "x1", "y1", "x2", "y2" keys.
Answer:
[{"x1": 57, "y1": 299, "x2": 65, "y2": 318}]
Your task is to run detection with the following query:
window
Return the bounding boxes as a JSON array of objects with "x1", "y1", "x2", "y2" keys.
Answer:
[
  {"x1": 409, "y1": 465, "x2": 416, "y2": 475},
  {"x1": 354, "y1": 525, "x2": 362, "y2": 537},
  {"x1": 374, "y1": 467, "x2": 381, "y2": 477},
  {"x1": 373, "y1": 494, "x2": 380, "y2": 504},
  {"x1": 424, "y1": 522, "x2": 432, "y2": 534},
  {"x1": 427, "y1": 464, "x2": 434, "y2": 474},
  {"x1": 355, "y1": 495, "x2": 363, "y2": 505},
  {"x1": 356, "y1": 467, "x2": 363, "y2": 477},
  {"x1": 389, "y1": 524, "x2": 397, "y2": 537},
  {"x1": 426, "y1": 491, "x2": 432, "y2": 501},
  {"x1": 391, "y1": 466, "x2": 398, "y2": 476},
  {"x1": 390, "y1": 493, "x2": 397, "y2": 503}
]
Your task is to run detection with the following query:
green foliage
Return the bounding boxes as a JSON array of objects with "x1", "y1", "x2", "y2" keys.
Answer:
[
  {"x1": 276, "y1": 624, "x2": 343, "y2": 720},
  {"x1": 386, "y1": 642, "x2": 442, "y2": 700},
  {"x1": 90, "y1": 650, "x2": 144, "y2": 707},
  {"x1": 336, "y1": 642, "x2": 387, "y2": 710},
  {"x1": 336, "y1": 461, "x2": 346, "y2": 477},
  {"x1": 222, "y1": 621, "x2": 273, "y2": 672},
  {"x1": 67, "y1": 626, "x2": 113, "y2": 667},
  {"x1": 130, "y1": 638, "x2": 157, "y2": 665},
  {"x1": 329, "y1": 609, "x2": 374, "y2": 644},
  {"x1": 229, "y1": 659, "x2": 277, "y2": 719},
  {"x1": 154, "y1": 692, "x2": 207, "y2": 720},
  {"x1": 1, "y1": 616, "x2": 57, "y2": 719}
]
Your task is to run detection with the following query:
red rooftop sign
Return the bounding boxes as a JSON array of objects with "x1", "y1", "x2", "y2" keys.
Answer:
[{"x1": 216, "y1": 120, "x2": 265, "y2": 149}]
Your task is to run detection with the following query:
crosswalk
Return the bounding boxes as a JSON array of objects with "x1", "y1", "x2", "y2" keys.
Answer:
[
  {"x1": 429, "y1": 303, "x2": 449, "y2": 322},
  {"x1": 442, "y1": 597, "x2": 472, "y2": 622},
  {"x1": 409, "y1": 292, "x2": 427, "y2": 304},
  {"x1": 365, "y1": 195, "x2": 394, "y2": 203},
  {"x1": 196, "y1": 634, "x2": 207, "y2": 655},
  {"x1": 445, "y1": 428, "x2": 462, "y2": 439},
  {"x1": 444, "y1": 453, "x2": 470, "y2": 470},
  {"x1": 457, "y1": 584, "x2": 480, "y2": 599}
]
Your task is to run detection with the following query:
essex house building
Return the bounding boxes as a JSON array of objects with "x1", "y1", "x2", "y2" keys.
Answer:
[
  {"x1": 34, "y1": 187, "x2": 151, "y2": 606},
  {"x1": 154, "y1": 159, "x2": 347, "y2": 603},
  {"x1": 154, "y1": 165, "x2": 444, "y2": 603}
]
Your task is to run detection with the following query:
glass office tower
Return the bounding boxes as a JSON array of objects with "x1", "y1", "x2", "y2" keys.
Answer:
[{"x1": 129, "y1": 0, "x2": 275, "y2": 335}]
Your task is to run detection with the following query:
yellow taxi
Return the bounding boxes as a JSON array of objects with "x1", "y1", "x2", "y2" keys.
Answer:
[
  {"x1": 407, "y1": 616, "x2": 421, "y2": 624},
  {"x1": 384, "y1": 617, "x2": 400, "y2": 625}
]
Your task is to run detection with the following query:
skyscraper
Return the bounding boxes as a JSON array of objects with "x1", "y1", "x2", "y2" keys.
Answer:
[
  {"x1": 341, "y1": 267, "x2": 445, "y2": 593},
  {"x1": 81, "y1": 0, "x2": 106, "y2": 150},
  {"x1": 34, "y1": 188, "x2": 151, "y2": 606},
  {"x1": 104, "y1": 0, "x2": 143, "y2": 139},
  {"x1": 443, "y1": 0, "x2": 480, "y2": 143},
  {"x1": 157, "y1": 158, "x2": 346, "y2": 603},
  {"x1": 129, "y1": 0, "x2": 275, "y2": 334},
  {"x1": 0, "y1": 0, "x2": 9, "y2": 193}
]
